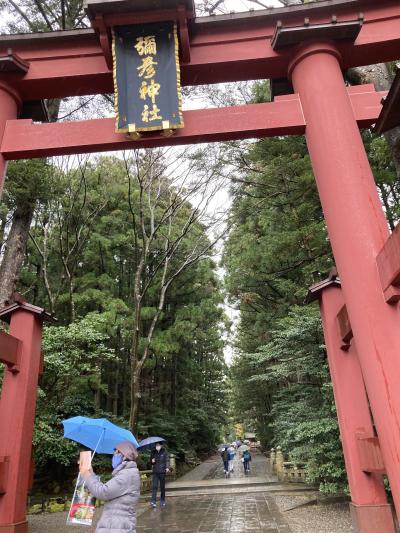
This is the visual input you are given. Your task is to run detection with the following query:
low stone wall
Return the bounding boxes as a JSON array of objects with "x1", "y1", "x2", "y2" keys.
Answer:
[
  {"x1": 269, "y1": 447, "x2": 307, "y2": 483},
  {"x1": 29, "y1": 460, "x2": 177, "y2": 512}
]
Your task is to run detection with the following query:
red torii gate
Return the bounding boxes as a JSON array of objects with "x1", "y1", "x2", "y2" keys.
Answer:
[{"x1": 0, "y1": 0, "x2": 400, "y2": 532}]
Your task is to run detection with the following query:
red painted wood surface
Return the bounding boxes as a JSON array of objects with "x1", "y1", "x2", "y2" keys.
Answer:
[
  {"x1": 0, "y1": 309, "x2": 43, "y2": 532},
  {"x1": 0, "y1": 87, "x2": 385, "y2": 159},
  {"x1": 357, "y1": 436, "x2": 386, "y2": 475},
  {"x1": 0, "y1": 330, "x2": 21, "y2": 373},
  {"x1": 319, "y1": 285, "x2": 395, "y2": 532},
  {"x1": 350, "y1": 503, "x2": 396, "y2": 533},
  {"x1": 0, "y1": 458, "x2": 9, "y2": 495},
  {"x1": 0, "y1": 1, "x2": 397, "y2": 99},
  {"x1": 0, "y1": 84, "x2": 19, "y2": 196},
  {"x1": 336, "y1": 304, "x2": 353, "y2": 350},
  {"x1": 290, "y1": 40, "x2": 400, "y2": 519}
]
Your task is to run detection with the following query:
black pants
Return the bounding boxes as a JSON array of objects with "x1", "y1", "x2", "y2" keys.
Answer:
[{"x1": 152, "y1": 472, "x2": 166, "y2": 502}]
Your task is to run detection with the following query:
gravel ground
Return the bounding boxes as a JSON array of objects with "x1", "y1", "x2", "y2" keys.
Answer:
[{"x1": 273, "y1": 495, "x2": 354, "y2": 533}]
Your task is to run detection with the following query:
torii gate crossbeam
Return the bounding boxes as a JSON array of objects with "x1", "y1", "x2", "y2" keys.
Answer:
[
  {"x1": 0, "y1": 1, "x2": 398, "y2": 98},
  {"x1": 0, "y1": 86, "x2": 385, "y2": 159}
]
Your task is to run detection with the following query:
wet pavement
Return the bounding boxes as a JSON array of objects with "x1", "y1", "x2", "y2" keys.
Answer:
[
  {"x1": 136, "y1": 451, "x2": 291, "y2": 532},
  {"x1": 28, "y1": 451, "x2": 293, "y2": 532},
  {"x1": 205, "y1": 452, "x2": 273, "y2": 480},
  {"x1": 137, "y1": 493, "x2": 291, "y2": 533}
]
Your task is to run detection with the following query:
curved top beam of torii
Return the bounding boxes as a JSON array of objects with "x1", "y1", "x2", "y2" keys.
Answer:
[
  {"x1": 0, "y1": 0, "x2": 397, "y2": 100},
  {"x1": 0, "y1": 0, "x2": 398, "y2": 161}
]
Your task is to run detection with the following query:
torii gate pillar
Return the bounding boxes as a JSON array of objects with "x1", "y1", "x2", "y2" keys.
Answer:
[
  {"x1": 0, "y1": 82, "x2": 20, "y2": 195},
  {"x1": 317, "y1": 282, "x2": 395, "y2": 532},
  {"x1": 290, "y1": 42, "x2": 400, "y2": 515},
  {"x1": 0, "y1": 300, "x2": 47, "y2": 533}
]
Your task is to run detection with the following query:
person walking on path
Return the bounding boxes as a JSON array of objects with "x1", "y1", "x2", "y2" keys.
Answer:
[
  {"x1": 80, "y1": 441, "x2": 140, "y2": 533},
  {"x1": 227, "y1": 445, "x2": 235, "y2": 474},
  {"x1": 242, "y1": 449, "x2": 252, "y2": 474},
  {"x1": 221, "y1": 446, "x2": 230, "y2": 478},
  {"x1": 150, "y1": 443, "x2": 170, "y2": 508}
]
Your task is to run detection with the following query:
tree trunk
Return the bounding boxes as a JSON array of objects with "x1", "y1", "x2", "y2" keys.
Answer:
[
  {"x1": 0, "y1": 204, "x2": 34, "y2": 307},
  {"x1": 170, "y1": 352, "x2": 177, "y2": 416},
  {"x1": 106, "y1": 366, "x2": 113, "y2": 412},
  {"x1": 0, "y1": 98, "x2": 60, "y2": 309},
  {"x1": 122, "y1": 347, "x2": 128, "y2": 417},
  {"x1": 113, "y1": 360, "x2": 119, "y2": 416},
  {"x1": 130, "y1": 368, "x2": 141, "y2": 433},
  {"x1": 94, "y1": 366, "x2": 102, "y2": 411}
]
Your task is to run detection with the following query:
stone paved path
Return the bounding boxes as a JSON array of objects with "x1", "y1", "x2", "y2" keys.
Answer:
[
  {"x1": 27, "y1": 451, "x2": 358, "y2": 532},
  {"x1": 137, "y1": 493, "x2": 291, "y2": 533},
  {"x1": 28, "y1": 451, "x2": 293, "y2": 532},
  {"x1": 205, "y1": 452, "x2": 274, "y2": 480},
  {"x1": 134, "y1": 451, "x2": 291, "y2": 532}
]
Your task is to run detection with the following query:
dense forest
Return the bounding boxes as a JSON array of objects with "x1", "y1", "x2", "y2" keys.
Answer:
[
  {"x1": 0, "y1": 0, "x2": 399, "y2": 498},
  {"x1": 1, "y1": 151, "x2": 228, "y2": 474}
]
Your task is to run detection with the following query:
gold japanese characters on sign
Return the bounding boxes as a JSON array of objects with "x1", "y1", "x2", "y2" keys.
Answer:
[
  {"x1": 134, "y1": 35, "x2": 157, "y2": 56},
  {"x1": 112, "y1": 21, "x2": 184, "y2": 135},
  {"x1": 135, "y1": 36, "x2": 161, "y2": 123}
]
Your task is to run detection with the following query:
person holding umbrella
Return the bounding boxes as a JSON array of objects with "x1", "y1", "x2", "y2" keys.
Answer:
[
  {"x1": 151, "y1": 440, "x2": 170, "y2": 508},
  {"x1": 138, "y1": 437, "x2": 170, "y2": 508},
  {"x1": 220, "y1": 446, "x2": 230, "y2": 478},
  {"x1": 62, "y1": 417, "x2": 140, "y2": 533},
  {"x1": 80, "y1": 441, "x2": 140, "y2": 532}
]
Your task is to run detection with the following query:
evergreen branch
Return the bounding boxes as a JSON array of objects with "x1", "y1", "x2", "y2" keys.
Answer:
[
  {"x1": 33, "y1": 0, "x2": 54, "y2": 30},
  {"x1": 8, "y1": 0, "x2": 37, "y2": 30}
]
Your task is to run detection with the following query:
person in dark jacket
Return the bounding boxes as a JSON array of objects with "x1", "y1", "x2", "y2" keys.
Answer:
[
  {"x1": 150, "y1": 443, "x2": 170, "y2": 508},
  {"x1": 221, "y1": 447, "x2": 230, "y2": 478},
  {"x1": 80, "y1": 441, "x2": 140, "y2": 533},
  {"x1": 242, "y1": 449, "x2": 252, "y2": 474}
]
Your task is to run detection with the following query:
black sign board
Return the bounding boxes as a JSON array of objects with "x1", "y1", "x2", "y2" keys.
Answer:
[{"x1": 112, "y1": 21, "x2": 184, "y2": 135}]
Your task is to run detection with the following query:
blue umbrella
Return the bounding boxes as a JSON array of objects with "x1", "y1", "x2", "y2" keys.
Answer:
[
  {"x1": 62, "y1": 416, "x2": 139, "y2": 455},
  {"x1": 137, "y1": 436, "x2": 166, "y2": 451}
]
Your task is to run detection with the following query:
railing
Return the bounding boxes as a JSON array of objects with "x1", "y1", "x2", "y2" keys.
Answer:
[
  {"x1": 269, "y1": 447, "x2": 307, "y2": 483},
  {"x1": 140, "y1": 470, "x2": 153, "y2": 493}
]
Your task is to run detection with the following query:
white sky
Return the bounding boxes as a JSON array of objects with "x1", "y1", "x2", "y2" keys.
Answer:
[{"x1": 192, "y1": 0, "x2": 284, "y2": 363}]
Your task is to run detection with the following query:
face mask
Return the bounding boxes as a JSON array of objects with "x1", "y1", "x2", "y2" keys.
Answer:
[
  {"x1": 112, "y1": 454, "x2": 123, "y2": 469},
  {"x1": 155, "y1": 446, "x2": 161, "y2": 452}
]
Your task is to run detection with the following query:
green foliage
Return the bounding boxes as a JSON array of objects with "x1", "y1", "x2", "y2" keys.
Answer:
[
  {"x1": 4, "y1": 159, "x2": 54, "y2": 212},
  {"x1": 7, "y1": 153, "x2": 228, "y2": 477},
  {"x1": 224, "y1": 81, "x2": 391, "y2": 495},
  {"x1": 33, "y1": 314, "x2": 114, "y2": 469},
  {"x1": 364, "y1": 131, "x2": 400, "y2": 228},
  {"x1": 33, "y1": 416, "x2": 78, "y2": 469},
  {"x1": 43, "y1": 313, "x2": 114, "y2": 368},
  {"x1": 248, "y1": 306, "x2": 346, "y2": 492}
]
